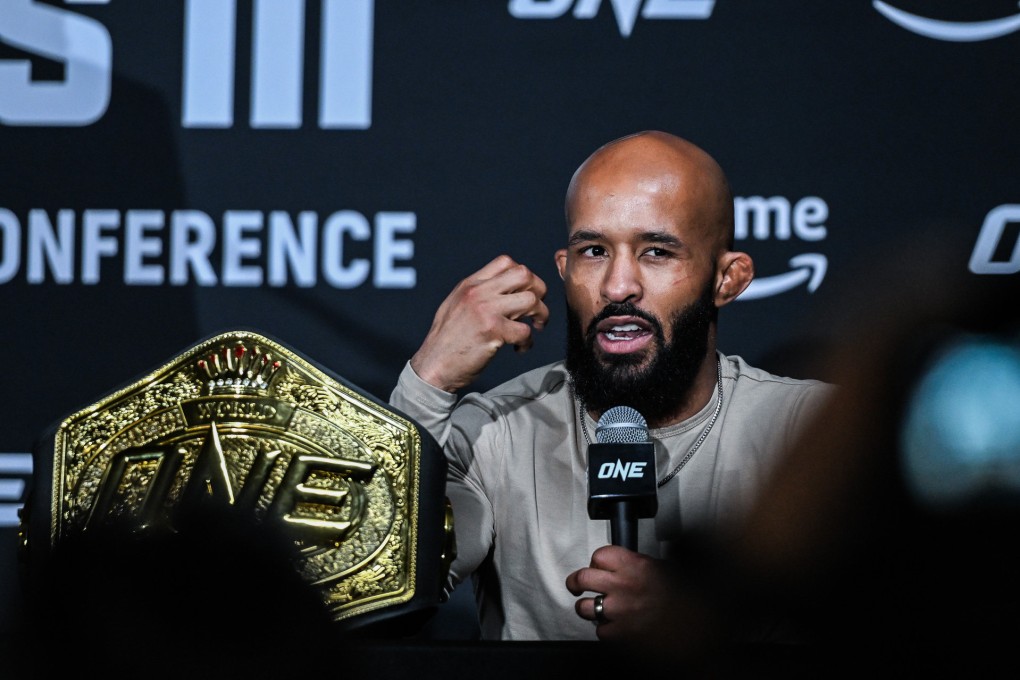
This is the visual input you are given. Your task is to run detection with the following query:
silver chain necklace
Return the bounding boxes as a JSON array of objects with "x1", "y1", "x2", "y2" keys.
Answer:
[{"x1": 577, "y1": 358, "x2": 724, "y2": 488}]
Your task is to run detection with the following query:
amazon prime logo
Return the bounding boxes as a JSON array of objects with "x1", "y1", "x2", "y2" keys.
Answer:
[
  {"x1": 874, "y1": 1, "x2": 1020, "y2": 42},
  {"x1": 734, "y1": 195, "x2": 829, "y2": 301}
]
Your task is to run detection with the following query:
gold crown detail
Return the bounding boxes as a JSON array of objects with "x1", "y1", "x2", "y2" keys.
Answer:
[{"x1": 197, "y1": 342, "x2": 283, "y2": 395}]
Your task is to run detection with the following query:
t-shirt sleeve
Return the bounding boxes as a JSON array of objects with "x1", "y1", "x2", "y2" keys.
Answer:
[
  {"x1": 389, "y1": 361, "x2": 458, "y2": 447},
  {"x1": 389, "y1": 361, "x2": 496, "y2": 598}
]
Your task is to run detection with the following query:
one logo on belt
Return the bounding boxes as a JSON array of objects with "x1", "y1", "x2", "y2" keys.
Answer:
[
  {"x1": 40, "y1": 331, "x2": 427, "y2": 623},
  {"x1": 597, "y1": 460, "x2": 648, "y2": 480},
  {"x1": 873, "y1": 1, "x2": 1020, "y2": 42}
]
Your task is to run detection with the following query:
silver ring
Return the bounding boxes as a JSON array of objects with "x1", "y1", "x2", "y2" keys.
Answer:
[{"x1": 593, "y1": 594, "x2": 606, "y2": 623}]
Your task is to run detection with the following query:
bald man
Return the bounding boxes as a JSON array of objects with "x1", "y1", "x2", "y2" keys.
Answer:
[{"x1": 390, "y1": 131, "x2": 834, "y2": 643}]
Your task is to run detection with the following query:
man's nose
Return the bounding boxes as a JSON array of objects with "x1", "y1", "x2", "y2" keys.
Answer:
[{"x1": 601, "y1": 254, "x2": 642, "y2": 303}]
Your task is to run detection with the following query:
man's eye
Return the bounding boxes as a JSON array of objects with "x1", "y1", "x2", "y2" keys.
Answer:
[
  {"x1": 581, "y1": 245, "x2": 606, "y2": 257},
  {"x1": 645, "y1": 247, "x2": 673, "y2": 258}
]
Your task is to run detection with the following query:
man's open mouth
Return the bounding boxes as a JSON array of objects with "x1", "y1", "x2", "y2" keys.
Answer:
[{"x1": 595, "y1": 317, "x2": 654, "y2": 353}]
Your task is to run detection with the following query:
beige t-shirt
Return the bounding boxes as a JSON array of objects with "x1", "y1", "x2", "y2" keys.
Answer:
[{"x1": 389, "y1": 352, "x2": 834, "y2": 641}]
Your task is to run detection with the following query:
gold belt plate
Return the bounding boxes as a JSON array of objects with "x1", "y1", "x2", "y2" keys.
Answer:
[{"x1": 43, "y1": 330, "x2": 435, "y2": 624}]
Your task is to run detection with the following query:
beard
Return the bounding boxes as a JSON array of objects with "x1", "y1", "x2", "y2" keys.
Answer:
[{"x1": 565, "y1": 282, "x2": 717, "y2": 425}]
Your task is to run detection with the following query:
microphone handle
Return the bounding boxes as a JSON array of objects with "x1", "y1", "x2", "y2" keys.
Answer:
[{"x1": 610, "y1": 501, "x2": 638, "y2": 551}]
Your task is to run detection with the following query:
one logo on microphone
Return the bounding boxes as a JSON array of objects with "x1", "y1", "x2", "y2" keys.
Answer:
[
  {"x1": 597, "y1": 460, "x2": 648, "y2": 480},
  {"x1": 873, "y1": 1, "x2": 1020, "y2": 42}
]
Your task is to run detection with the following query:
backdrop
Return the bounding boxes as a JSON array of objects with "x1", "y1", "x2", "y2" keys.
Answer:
[{"x1": 2, "y1": 0, "x2": 1018, "y2": 642}]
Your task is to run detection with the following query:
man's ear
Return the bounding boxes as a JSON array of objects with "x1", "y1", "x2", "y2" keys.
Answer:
[
  {"x1": 555, "y1": 249, "x2": 568, "y2": 280},
  {"x1": 715, "y1": 251, "x2": 754, "y2": 307}
]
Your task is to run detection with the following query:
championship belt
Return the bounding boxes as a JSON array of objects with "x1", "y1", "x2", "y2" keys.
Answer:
[{"x1": 20, "y1": 329, "x2": 455, "y2": 636}]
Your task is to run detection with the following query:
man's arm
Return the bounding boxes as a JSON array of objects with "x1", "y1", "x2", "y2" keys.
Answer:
[
  {"x1": 389, "y1": 254, "x2": 550, "y2": 598},
  {"x1": 388, "y1": 366, "x2": 503, "y2": 600},
  {"x1": 389, "y1": 253, "x2": 550, "y2": 447},
  {"x1": 409, "y1": 254, "x2": 550, "y2": 393}
]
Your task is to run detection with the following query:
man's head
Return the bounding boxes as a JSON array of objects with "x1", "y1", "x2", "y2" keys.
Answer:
[{"x1": 555, "y1": 131, "x2": 753, "y2": 426}]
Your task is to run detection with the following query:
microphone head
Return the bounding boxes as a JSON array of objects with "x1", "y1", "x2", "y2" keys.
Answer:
[{"x1": 595, "y1": 406, "x2": 648, "y2": 444}]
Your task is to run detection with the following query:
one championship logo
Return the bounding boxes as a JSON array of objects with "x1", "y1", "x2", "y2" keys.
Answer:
[
  {"x1": 597, "y1": 459, "x2": 648, "y2": 480},
  {"x1": 40, "y1": 331, "x2": 428, "y2": 622}
]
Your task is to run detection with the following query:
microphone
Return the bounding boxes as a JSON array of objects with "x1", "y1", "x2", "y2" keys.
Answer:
[{"x1": 587, "y1": 405, "x2": 658, "y2": 551}]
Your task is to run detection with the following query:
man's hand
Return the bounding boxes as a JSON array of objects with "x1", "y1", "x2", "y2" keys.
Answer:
[
  {"x1": 566, "y1": 545, "x2": 675, "y2": 640},
  {"x1": 566, "y1": 545, "x2": 725, "y2": 655},
  {"x1": 410, "y1": 255, "x2": 549, "y2": 393}
]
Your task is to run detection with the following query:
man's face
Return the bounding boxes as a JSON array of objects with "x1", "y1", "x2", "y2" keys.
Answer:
[
  {"x1": 555, "y1": 142, "x2": 725, "y2": 422},
  {"x1": 564, "y1": 279, "x2": 716, "y2": 423}
]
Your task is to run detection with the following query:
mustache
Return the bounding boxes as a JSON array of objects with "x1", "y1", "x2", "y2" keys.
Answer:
[{"x1": 585, "y1": 302, "x2": 663, "y2": 340}]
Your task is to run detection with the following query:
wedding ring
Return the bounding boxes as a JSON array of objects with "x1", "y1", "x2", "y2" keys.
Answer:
[{"x1": 593, "y1": 594, "x2": 606, "y2": 623}]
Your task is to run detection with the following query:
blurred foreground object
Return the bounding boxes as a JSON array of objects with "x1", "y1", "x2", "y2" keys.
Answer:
[
  {"x1": 717, "y1": 248, "x2": 1020, "y2": 668},
  {"x1": 626, "y1": 243, "x2": 1020, "y2": 673}
]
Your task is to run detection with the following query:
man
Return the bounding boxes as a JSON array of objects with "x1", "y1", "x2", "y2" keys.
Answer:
[{"x1": 389, "y1": 131, "x2": 833, "y2": 642}]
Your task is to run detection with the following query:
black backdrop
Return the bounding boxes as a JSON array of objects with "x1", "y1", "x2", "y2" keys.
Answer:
[{"x1": 2, "y1": 0, "x2": 1018, "y2": 642}]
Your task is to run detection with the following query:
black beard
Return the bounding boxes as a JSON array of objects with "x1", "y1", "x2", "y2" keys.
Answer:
[{"x1": 565, "y1": 284, "x2": 716, "y2": 425}]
